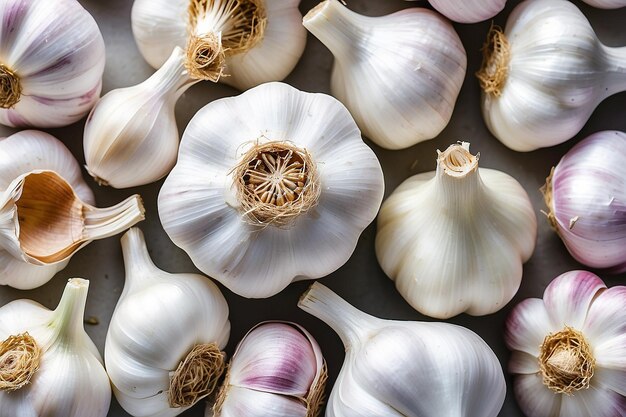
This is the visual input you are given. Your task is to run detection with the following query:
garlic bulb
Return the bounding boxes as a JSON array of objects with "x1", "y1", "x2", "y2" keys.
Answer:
[
  {"x1": 212, "y1": 322, "x2": 327, "y2": 417},
  {"x1": 582, "y1": 0, "x2": 626, "y2": 8},
  {"x1": 543, "y1": 131, "x2": 626, "y2": 272},
  {"x1": 376, "y1": 143, "x2": 537, "y2": 318},
  {"x1": 299, "y1": 283, "x2": 506, "y2": 417},
  {"x1": 159, "y1": 82, "x2": 384, "y2": 298},
  {"x1": 0, "y1": 278, "x2": 111, "y2": 417},
  {"x1": 0, "y1": 0, "x2": 105, "y2": 128},
  {"x1": 84, "y1": 47, "x2": 198, "y2": 188},
  {"x1": 131, "y1": 0, "x2": 306, "y2": 90},
  {"x1": 0, "y1": 130, "x2": 144, "y2": 290},
  {"x1": 423, "y1": 0, "x2": 506, "y2": 23},
  {"x1": 477, "y1": 0, "x2": 626, "y2": 151},
  {"x1": 303, "y1": 0, "x2": 466, "y2": 150},
  {"x1": 506, "y1": 271, "x2": 625, "y2": 417},
  {"x1": 105, "y1": 228, "x2": 230, "y2": 417}
]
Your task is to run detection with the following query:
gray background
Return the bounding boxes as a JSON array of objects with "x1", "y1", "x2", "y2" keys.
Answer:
[{"x1": 1, "y1": 0, "x2": 625, "y2": 416}]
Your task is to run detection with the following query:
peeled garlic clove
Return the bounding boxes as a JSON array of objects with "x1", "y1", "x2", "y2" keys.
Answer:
[
  {"x1": 0, "y1": 278, "x2": 111, "y2": 417},
  {"x1": 426, "y1": 0, "x2": 506, "y2": 23},
  {"x1": 303, "y1": 0, "x2": 466, "y2": 150}
]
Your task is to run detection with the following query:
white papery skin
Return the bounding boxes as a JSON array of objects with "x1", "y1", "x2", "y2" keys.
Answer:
[
  {"x1": 131, "y1": 0, "x2": 306, "y2": 91},
  {"x1": 405, "y1": 0, "x2": 506, "y2": 23},
  {"x1": 505, "y1": 271, "x2": 626, "y2": 417},
  {"x1": 105, "y1": 228, "x2": 231, "y2": 417},
  {"x1": 581, "y1": 0, "x2": 626, "y2": 8},
  {"x1": 303, "y1": 0, "x2": 466, "y2": 150},
  {"x1": 158, "y1": 82, "x2": 384, "y2": 298},
  {"x1": 0, "y1": 0, "x2": 105, "y2": 128},
  {"x1": 376, "y1": 143, "x2": 537, "y2": 318},
  {"x1": 0, "y1": 279, "x2": 111, "y2": 417},
  {"x1": 481, "y1": 0, "x2": 626, "y2": 152},
  {"x1": 299, "y1": 283, "x2": 506, "y2": 417}
]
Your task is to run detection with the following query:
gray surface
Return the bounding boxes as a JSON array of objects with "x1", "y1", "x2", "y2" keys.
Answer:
[{"x1": 1, "y1": 0, "x2": 625, "y2": 416}]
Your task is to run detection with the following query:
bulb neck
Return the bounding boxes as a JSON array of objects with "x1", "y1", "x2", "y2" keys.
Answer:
[
  {"x1": 145, "y1": 47, "x2": 199, "y2": 98},
  {"x1": 435, "y1": 143, "x2": 484, "y2": 212},
  {"x1": 120, "y1": 227, "x2": 160, "y2": 294},
  {"x1": 603, "y1": 46, "x2": 626, "y2": 97},
  {"x1": 0, "y1": 64, "x2": 21, "y2": 108},
  {"x1": 50, "y1": 278, "x2": 90, "y2": 345}
]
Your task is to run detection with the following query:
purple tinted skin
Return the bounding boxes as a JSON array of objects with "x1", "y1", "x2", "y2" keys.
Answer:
[{"x1": 2, "y1": 0, "x2": 28, "y2": 39}]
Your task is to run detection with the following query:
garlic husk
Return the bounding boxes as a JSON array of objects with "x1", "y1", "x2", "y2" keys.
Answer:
[
  {"x1": 158, "y1": 82, "x2": 384, "y2": 298},
  {"x1": 105, "y1": 228, "x2": 230, "y2": 417},
  {"x1": 131, "y1": 0, "x2": 306, "y2": 90},
  {"x1": 505, "y1": 271, "x2": 625, "y2": 417},
  {"x1": 299, "y1": 283, "x2": 506, "y2": 417},
  {"x1": 0, "y1": 0, "x2": 105, "y2": 128},
  {"x1": 303, "y1": 0, "x2": 466, "y2": 150},
  {"x1": 0, "y1": 278, "x2": 111, "y2": 417},
  {"x1": 543, "y1": 130, "x2": 626, "y2": 272},
  {"x1": 212, "y1": 321, "x2": 327, "y2": 417},
  {"x1": 582, "y1": 0, "x2": 626, "y2": 8},
  {"x1": 84, "y1": 47, "x2": 197, "y2": 188},
  {"x1": 376, "y1": 142, "x2": 537, "y2": 318},
  {"x1": 421, "y1": 0, "x2": 506, "y2": 23},
  {"x1": 478, "y1": 0, "x2": 626, "y2": 151}
]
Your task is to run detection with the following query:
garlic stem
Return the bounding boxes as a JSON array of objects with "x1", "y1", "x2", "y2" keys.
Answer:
[
  {"x1": 604, "y1": 46, "x2": 626, "y2": 96},
  {"x1": 303, "y1": 0, "x2": 363, "y2": 60},
  {"x1": 49, "y1": 278, "x2": 89, "y2": 344},
  {"x1": 435, "y1": 143, "x2": 484, "y2": 212},
  {"x1": 83, "y1": 195, "x2": 145, "y2": 242},
  {"x1": 147, "y1": 47, "x2": 199, "y2": 100},
  {"x1": 120, "y1": 228, "x2": 160, "y2": 294}
]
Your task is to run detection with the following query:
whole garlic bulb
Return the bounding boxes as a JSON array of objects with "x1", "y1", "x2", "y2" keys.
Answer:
[
  {"x1": 105, "y1": 228, "x2": 231, "y2": 417},
  {"x1": 477, "y1": 0, "x2": 626, "y2": 151},
  {"x1": 299, "y1": 283, "x2": 506, "y2": 417},
  {"x1": 131, "y1": 0, "x2": 306, "y2": 90},
  {"x1": 159, "y1": 82, "x2": 384, "y2": 298},
  {"x1": 581, "y1": 0, "x2": 626, "y2": 8},
  {"x1": 303, "y1": 0, "x2": 466, "y2": 150},
  {"x1": 0, "y1": 278, "x2": 111, "y2": 417},
  {"x1": 0, "y1": 130, "x2": 144, "y2": 290},
  {"x1": 415, "y1": 0, "x2": 506, "y2": 23},
  {"x1": 211, "y1": 322, "x2": 327, "y2": 417},
  {"x1": 0, "y1": 0, "x2": 105, "y2": 128},
  {"x1": 376, "y1": 143, "x2": 537, "y2": 318}
]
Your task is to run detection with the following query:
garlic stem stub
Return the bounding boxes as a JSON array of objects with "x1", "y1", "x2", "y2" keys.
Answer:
[
  {"x1": 477, "y1": 0, "x2": 626, "y2": 151},
  {"x1": 303, "y1": 0, "x2": 466, "y2": 150},
  {"x1": 505, "y1": 271, "x2": 625, "y2": 417},
  {"x1": 158, "y1": 82, "x2": 384, "y2": 298},
  {"x1": 298, "y1": 283, "x2": 506, "y2": 417},
  {"x1": 0, "y1": 278, "x2": 111, "y2": 417}
]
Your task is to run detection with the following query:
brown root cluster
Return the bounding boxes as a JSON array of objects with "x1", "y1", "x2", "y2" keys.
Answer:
[
  {"x1": 476, "y1": 25, "x2": 510, "y2": 97},
  {"x1": 305, "y1": 360, "x2": 329, "y2": 417},
  {"x1": 540, "y1": 167, "x2": 558, "y2": 230},
  {"x1": 0, "y1": 64, "x2": 21, "y2": 109},
  {"x1": 0, "y1": 333, "x2": 41, "y2": 392}
]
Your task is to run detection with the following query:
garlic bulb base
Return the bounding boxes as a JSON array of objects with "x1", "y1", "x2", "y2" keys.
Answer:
[
  {"x1": 476, "y1": 26, "x2": 510, "y2": 97},
  {"x1": 0, "y1": 332, "x2": 40, "y2": 391},
  {"x1": 0, "y1": 64, "x2": 21, "y2": 109}
]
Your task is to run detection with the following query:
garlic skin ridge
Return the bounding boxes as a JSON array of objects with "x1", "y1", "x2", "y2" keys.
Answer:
[
  {"x1": 376, "y1": 143, "x2": 537, "y2": 318},
  {"x1": 406, "y1": 0, "x2": 506, "y2": 23},
  {"x1": 304, "y1": 0, "x2": 467, "y2": 150}
]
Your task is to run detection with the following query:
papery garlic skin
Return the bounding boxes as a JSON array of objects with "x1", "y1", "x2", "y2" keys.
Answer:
[
  {"x1": 105, "y1": 228, "x2": 230, "y2": 417},
  {"x1": 506, "y1": 271, "x2": 625, "y2": 417},
  {"x1": 0, "y1": 0, "x2": 105, "y2": 128},
  {"x1": 0, "y1": 278, "x2": 111, "y2": 417},
  {"x1": 299, "y1": 283, "x2": 506, "y2": 417},
  {"x1": 304, "y1": 0, "x2": 466, "y2": 150},
  {"x1": 582, "y1": 0, "x2": 626, "y2": 8},
  {"x1": 376, "y1": 143, "x2": 536, "y2": 318},
  {"x1": 428, "y1": 0, "x2": 506, "y2": 23},
  {"x1": 478, "y1": 0, "x2": 626, "y2": 151}
]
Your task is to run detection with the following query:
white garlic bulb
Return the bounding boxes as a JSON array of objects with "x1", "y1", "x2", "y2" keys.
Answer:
[
  {"x1": 0, "y1": 278, "x2": 111, "y2": 417},
  {"x1": 0, "y1": 0, "x2": 105, "y2": 128},
  {"x1": 406, "y1": 0, "x2": 506, "y2": 23},
  {"x1": 211, "y1": 322, "x2": 327, "y2": 417},
  {"x1": 376, "y1": 143, "x2": 537, "y2": 318},
  {"x1": 477, "y1": 0, "x2": 626, "y2": 151},
  {"x1": 303, "y1": 0, "x2": 466, "y2": 150},
  {"x1": 131, "y1": 0, "x2": 306, "y2": 90},
  {"x1": 159, "y1": 82, "x2": 384, "y2": 298},
  {"x1": 0, "y1": 130, "x2": 145, "y2": 290},
  {"x1": 299, "y1": 283, "x2": 506, "y2": 417},
  {"x1": 581, "y1": 0, "x2": 626, "y2": 8},
  {"x1": 105, "y1": 228, "x2": 231, "y2": 417}
]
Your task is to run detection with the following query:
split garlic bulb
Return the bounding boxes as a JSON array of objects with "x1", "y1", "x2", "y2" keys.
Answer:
[
  {"x1": 131, "y1": 0, "x2": 306, "y2": 90},
  {"x1": 0, "y1": 130, "x2": 144, "y2": 290},
  {"x1": 211, "y1": 322, "x2": 327, "y2": 417},
  {"x1": 299, "y1": 283, "x2": 506, "y2": 417},
  {"x1": 581, "y1": 0, "x2": 626, "y2": 8},
  {"x1": 477, "y1": 0, "x2": 626, "y2": 151},
  {"x1": 159, "y1": 82, "x2": 384, "y2": 298},
  {"x1": 376, "y1": 143, "x2": 537, "y2": 318},
  {"x1": 303, "y1": 0, "x2": 466, "y2": 150},
  {"x1": 0, "y1": 278, "x2": 111, "y2": 417},
  {"x1": 419, "y1": 0, "x2": 506, "y2": 23},
  {"x1": 506, "y1": 271, "x2": 625, "y2": 417},
  {"x1": 105, "y1": 228, "x2": 230, "y2": 417},
  {"x1": 0, "y1": 0, "x2": 105, "y2": 128}
]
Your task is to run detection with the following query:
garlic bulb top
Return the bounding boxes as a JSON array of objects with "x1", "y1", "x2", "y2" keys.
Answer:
[
  {"x1": 0, "y1": 278, "x2": 111, "y2": 417},
  {"x1": 131, "y1": 0, "x2": 306, "y2": 90},
  {"x1": 477, "y1": 0, "x2": 626, "y2": 152},
  {"x1": 303, "y1": 0, "x2": 466, "y2": 150},
  {"x1": 427, "y1": 0, "x2": 506, "y2": 23},
  {"x1": 299, "y1": 283, "x2": 506, "y2": 417},
  {"x1": 159, "y1": 82, "x2": 384, "y2": 298},
  {"x1": 582, "y1": 0, "x2": 626, "y2": 8},
  {"x1": 0, "y1": 0, "x2": 105, "y2": 128},
  {"x1": 105, "y1": 228, "x2": 231, "y2": 417},
  {"x1": 376, "y1": 143, "x2": 537, "y2": 318}
]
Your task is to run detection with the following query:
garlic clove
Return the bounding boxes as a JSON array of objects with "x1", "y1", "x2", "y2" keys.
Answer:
[
  {"x1": 583, "y1": 286, "x2": 626, "y2": 362},
  {"x1": 427, "y1": 0, "x2": 506, "y2": 23},
  {"x1": 0, "y1": 250, "x2": 67, "y2": 290},
  {"x1": 505, "y1": 298, "x2": 554, "y2": 356},
  {"x1": 560, "y1": 387, "x2": 624, "y2": 417},
  {"x1": 514, "y1": 374, "x2": 562, "y2": 417},
  {"x1": 215, "y1": 386, "x2": 308, "y2": 417},
  {"x1": 582, "y1": 0, "x2": 626, "y2": 7},
  {"x1": 509, "y1": 350, "x2": 541, "y2": 375}
]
